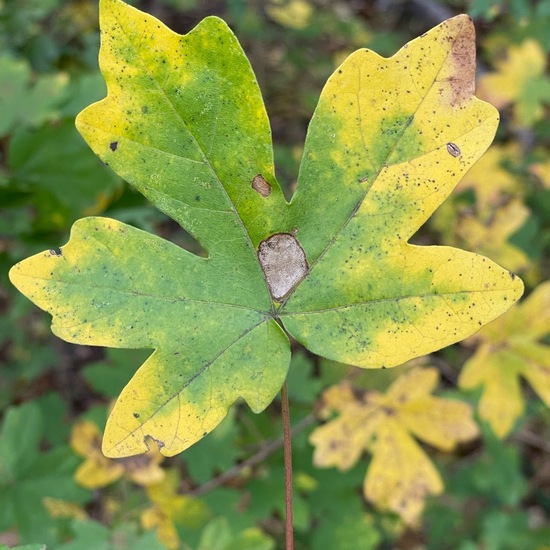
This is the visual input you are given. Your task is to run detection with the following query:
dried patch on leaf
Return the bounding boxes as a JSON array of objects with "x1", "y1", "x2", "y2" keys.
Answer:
[
  {"x1": 448, "y1": 17, "x2": 475, "y2": 105},
  {"x1": 258, "y1": 233, "x2": 308, "y2": 300},
  {"x1": 251, "y1": 173, "x2": 272, "y2": 197}
]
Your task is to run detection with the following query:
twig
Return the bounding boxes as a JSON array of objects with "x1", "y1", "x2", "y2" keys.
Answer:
[
  {"x1": 513, "y1": 430, "x2": 550, "y2": 454},
  {"x1": 189, "y1": 411, "x2": 316, "y2": 498},
  {"x1": 409, "y1": 0, "x2": 454, "y2": 26}
]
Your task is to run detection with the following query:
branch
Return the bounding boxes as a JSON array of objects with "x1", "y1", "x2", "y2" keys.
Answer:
[{"x1": 189, "y1": 412, "x2": 317, "y2": 497}]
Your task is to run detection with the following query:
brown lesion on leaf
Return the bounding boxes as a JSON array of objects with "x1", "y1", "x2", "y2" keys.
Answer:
[
  {"x1": 258, "y1": 233, "x2": 308, "y2": 301},
  {"x1": 251, "y1": 174, "x2": 271, "y2": 197},
  {"x1": 448, "y1": 17, "x2": 476, "y2": 106},
  {"x1": 144, "y1": 434, "x2": 165, "y2": 451}
]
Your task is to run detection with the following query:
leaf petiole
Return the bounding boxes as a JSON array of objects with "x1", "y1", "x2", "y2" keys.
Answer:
[{"x1": 281, "y1": 380, "x2": 294, "y2": 549}]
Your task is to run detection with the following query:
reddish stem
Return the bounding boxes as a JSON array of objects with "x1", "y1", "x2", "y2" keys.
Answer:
[{"x1": 281, "y1": 380, "x2": 294, "y2": 550}]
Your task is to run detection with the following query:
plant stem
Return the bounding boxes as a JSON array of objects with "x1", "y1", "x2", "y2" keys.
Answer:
[{"x1": 281, "y1": 380, "x2": 294, "y2": 550}]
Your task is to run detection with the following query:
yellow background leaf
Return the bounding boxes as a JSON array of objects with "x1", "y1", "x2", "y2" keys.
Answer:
[
  {"x1": 530, "y1": 160, "x2": 550, "y2": 190},
  {"x1": 459, "y1": 281, "x2": 550, "y2": 437},
  {"x1": 142, "y1": 469, "x2": 210, "y2": 548},
  {"x1": 42, "y1": 497, "x2": 88, "y2": 520},
  {"x1": 365, "y1": 418, "x2": 443, "y2": 526},
  {"x1": 267, "y1": 0, "x2": 313, "y2": 29},
  {"x1": 310, "y1": 366, "x2": 478, "y2": 525},
  {"x1": 455, "y1": 199, "x2": 531, "y2": 274},
  {"x1": 454, "y1": 143, "x2": 522, "y2": 217},
  {"x1": 478, "y1": 40, "x2": 550, "y2": 126},
  {"x1": 71, "y1": 420, "x2": 165, "y2": 489}
]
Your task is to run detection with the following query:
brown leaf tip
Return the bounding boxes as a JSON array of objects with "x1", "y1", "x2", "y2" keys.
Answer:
[
  {"x1": 251, "y1": 174, "x2": 272, "y2": 197},
  {"x1": 258, "y1": 233, "x2": 308, "y2": 301},
  {"x1": 447, "y1": 16, "x2": 476, "y2": 106}
]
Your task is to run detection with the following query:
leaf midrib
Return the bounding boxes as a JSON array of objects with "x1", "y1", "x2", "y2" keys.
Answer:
[
  {"x1": 110, "y1": 12, "x2": 274, "y2": 304},
  {"x1": 15, "y1": 272, "x2": 268, "y2": 314},
  {"x1": 280, "y1": 286, "x2": 516, "y2": 316},
  {"x1": 107, "y1": 317, "x2": 270, "y2": 452}
]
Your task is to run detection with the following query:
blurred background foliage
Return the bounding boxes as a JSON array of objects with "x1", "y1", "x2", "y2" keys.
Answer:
[{"x1": 1, "y1": 0, "x2": 550, "y2": 548}]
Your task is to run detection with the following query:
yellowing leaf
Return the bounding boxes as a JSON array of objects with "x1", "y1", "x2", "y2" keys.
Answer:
[
  {"x1": 141, "y1": 506, "x2": 180, "y2": 550},
  {"x1": 478, "y1": 40, "x2": 550, "y2": 126},
  {"x1": 142, "y1": 469, "x2": 210, "y2": 549},
  {"x1": 459, "y1": 281, "x2": 550, "y2": 438},
  {"x1": 70, "y1": 421, "x2": 164, "y2": 489},
  {"x1": 365, "y1": 417, "x2": 443, "y2": 525},
  {"x1": 455, "y1": 143, "x2": 522, "y2": 218},
  {"x1": 455, "y1": 199, "x2": 531, "y2": 274},
  {"x1": 310, "y1": 367, "x2": 479, "y2": 525},
  {"x1": 267, "y1": 0, "x2": 313, "y2": 30},
  {"x1": 9, "y1": 1, "x2": 522, "y2": 459},
  {"x1": 530, "y1": 159, "x2": 550, "y2": 190},
  {"x1": 42, "y1": 497, "x2": 87, "y2": 520}
]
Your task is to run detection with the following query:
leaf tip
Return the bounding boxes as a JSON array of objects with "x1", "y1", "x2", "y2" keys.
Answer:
[
  {"x1": 508, "y1": 270, "x2": 525, "y2": 302},
  {"x1": 445, "y1": 14, "x2": 477, "y2": 106}
]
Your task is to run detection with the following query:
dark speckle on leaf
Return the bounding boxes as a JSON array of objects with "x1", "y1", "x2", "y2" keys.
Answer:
[{"x1": 110, "y1": 141, "x2": 118, "y2": 151}]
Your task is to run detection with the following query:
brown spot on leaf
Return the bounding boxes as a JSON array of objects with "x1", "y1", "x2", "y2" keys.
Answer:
[
  {"x1": 251, "y1": 174, "x2": 271, "y2": 197},
  {"x1": 449, "y1": 18, "x2": 475, "y2": 106},
  {"x1": 109, "y1": 141, "x2": 118, "y2": 151},
  {"x1": 258, "y1": 233, "x2": 308, "y2": 301}
]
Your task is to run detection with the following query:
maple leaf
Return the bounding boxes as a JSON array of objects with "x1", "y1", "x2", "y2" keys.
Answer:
[
  {"x1": 459, "y1": 281, "x2": 550, "y2": 438},
  {"x1": 310, "y1": 366, "x2": 479, "y2": 525},
  {"x1": 9, "y1": 0, "x2": 523, "y2": 458},
  {"x1": 70, "y1": 420, "x2": 164, "y2": 489},
  {"x1": 478, "y1": 39, "x2": 550, "y2": 126}
]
